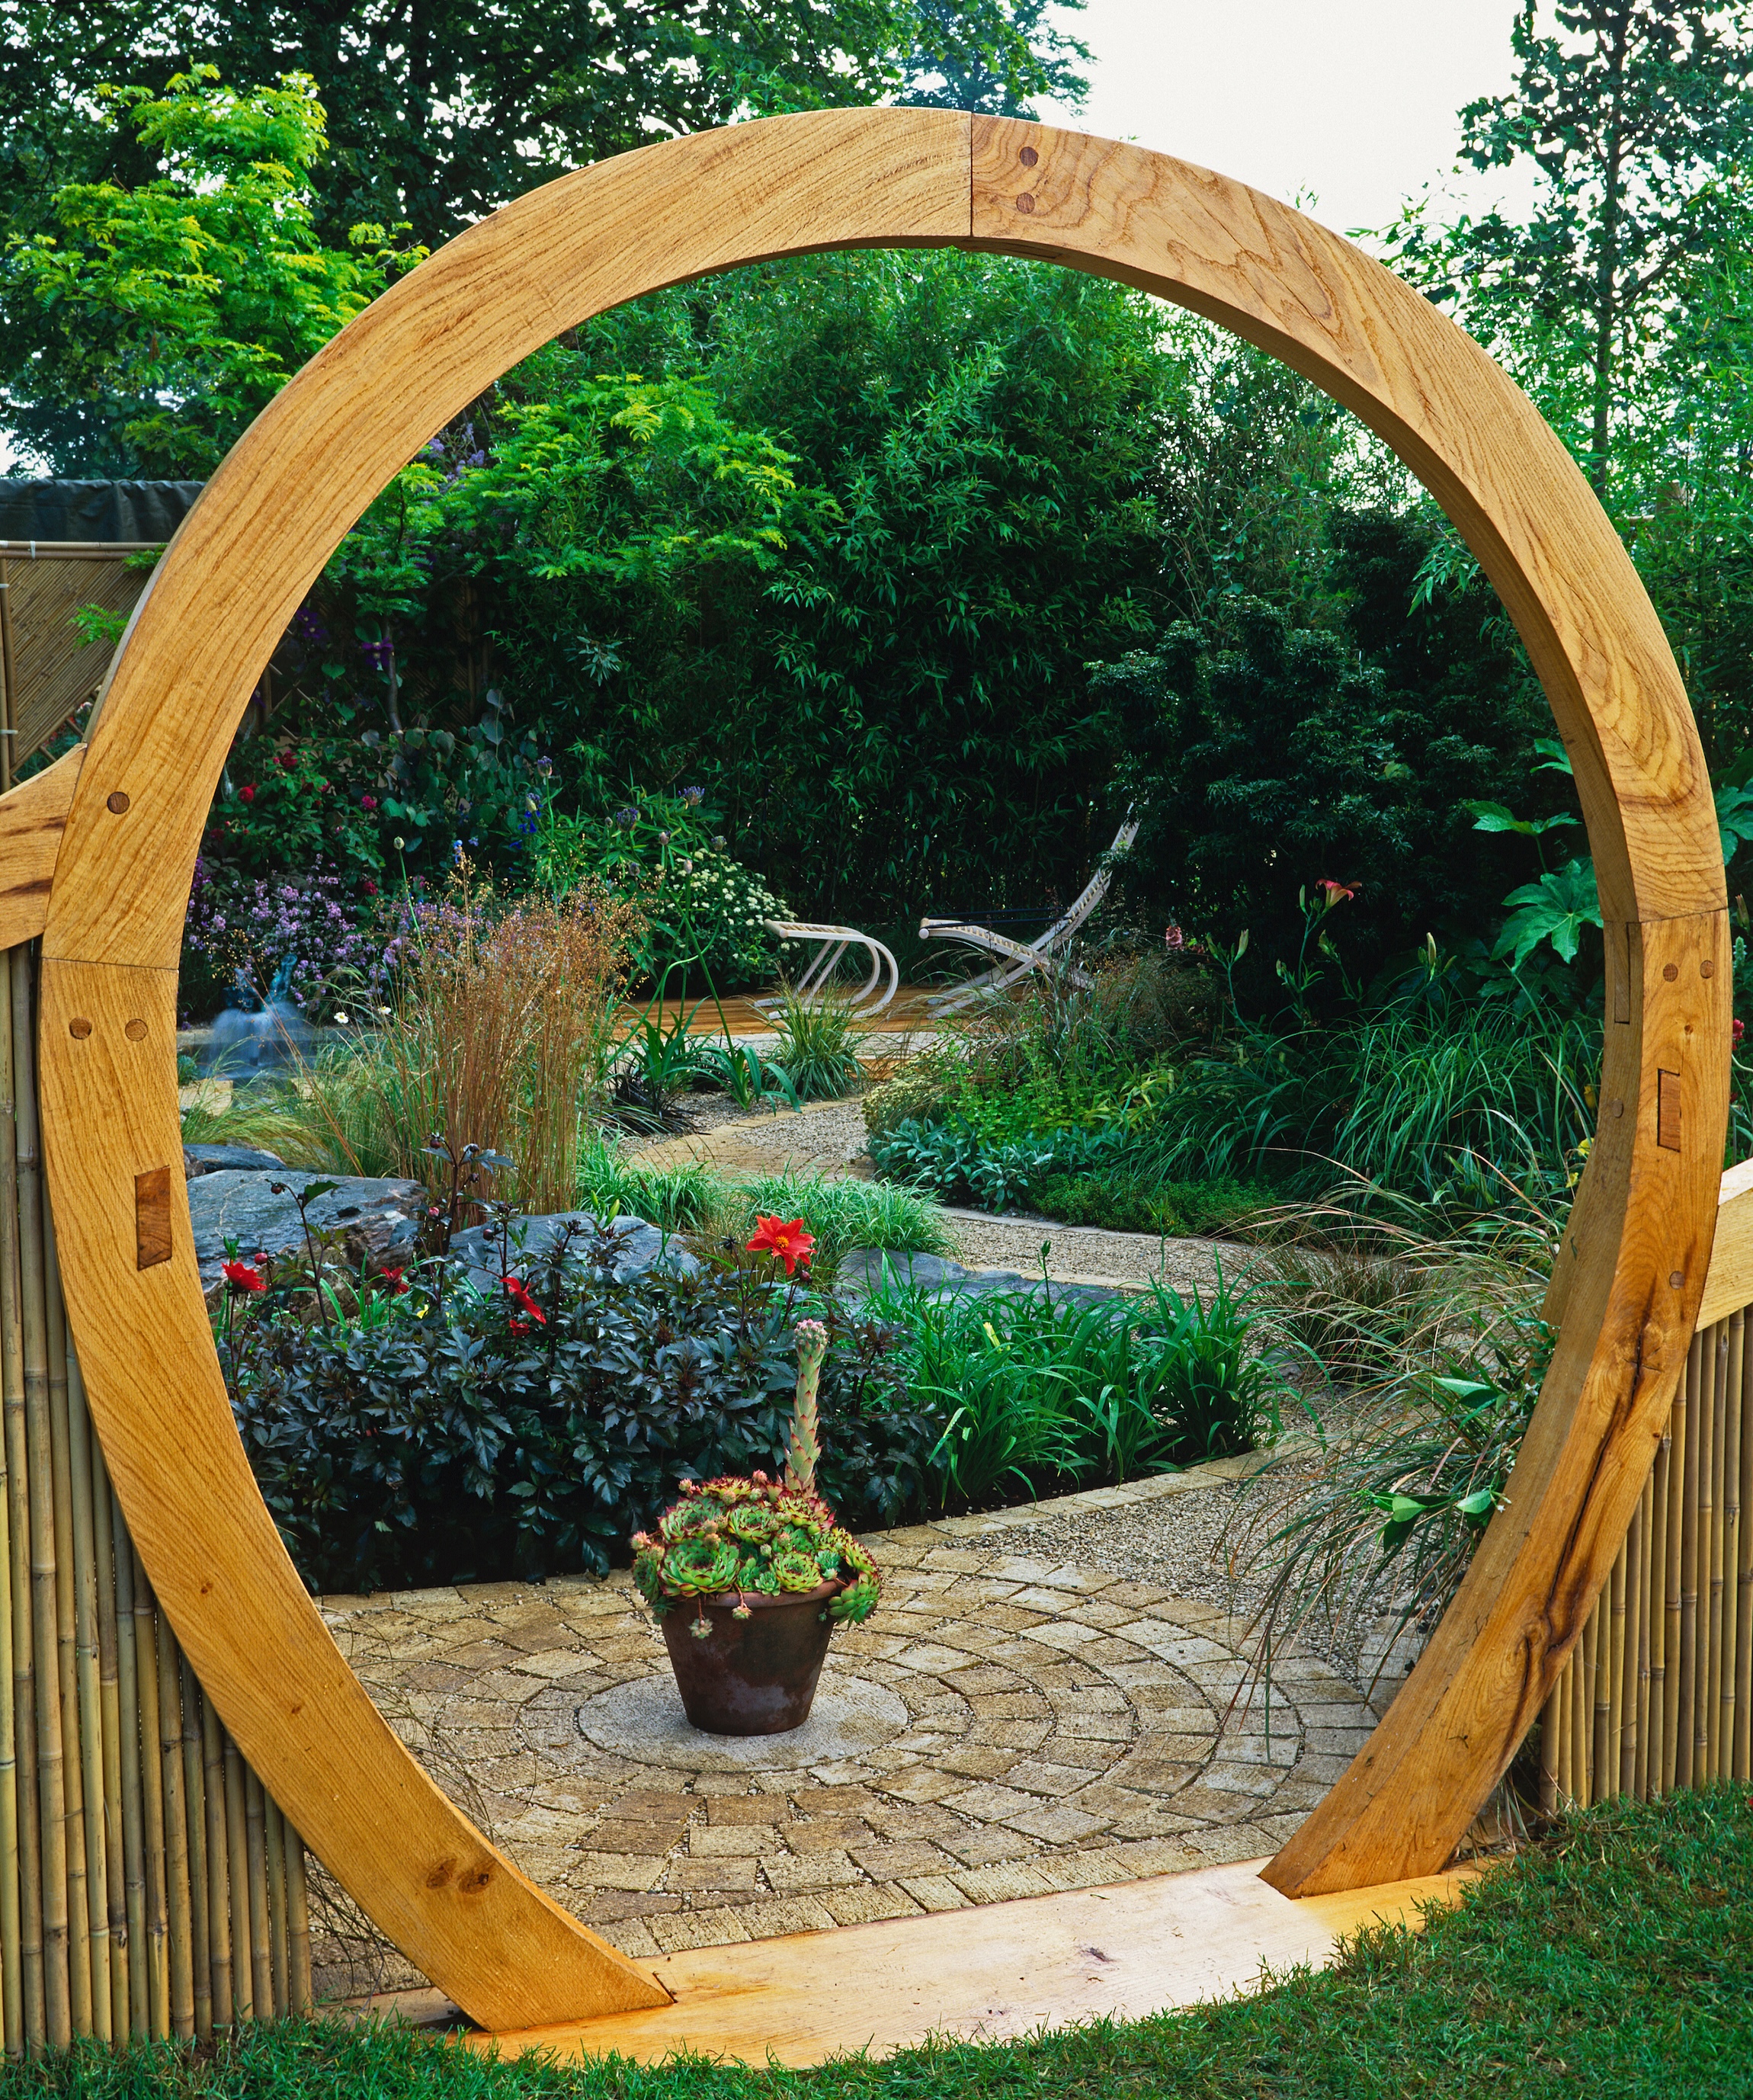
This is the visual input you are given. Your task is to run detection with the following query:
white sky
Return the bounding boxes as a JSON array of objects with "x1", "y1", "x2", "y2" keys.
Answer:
[{"x1": 1037, "y1": 0, "x2": 1531, "y2": 242}]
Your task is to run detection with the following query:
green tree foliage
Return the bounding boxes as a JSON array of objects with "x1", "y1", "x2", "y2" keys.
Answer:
[
  {"x1": 1383, "y1": 1, "x2": 1753, "y2": 492},
  {"x1": 341, "y1": 252, "x2": 1178, "y2": 931},
  {"x1": 0, "y1": 2, "x2": 1087, "y2": 249},
  {"x1": 0, "y1": 68, "x2": 421, "y2": 473},
  {"x1": 1097, "y1": 513, "x2": 1546, "y2": 991}
]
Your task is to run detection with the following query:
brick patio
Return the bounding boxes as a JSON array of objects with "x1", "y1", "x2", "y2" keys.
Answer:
[{"x1": 316, "y1": 1470, "x2": 1383, "y2": 1993}]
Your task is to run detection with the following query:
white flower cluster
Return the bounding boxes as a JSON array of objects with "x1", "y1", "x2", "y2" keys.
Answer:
[{"x1": 649, "y1": 848, "x2": 796, "y2": 986}]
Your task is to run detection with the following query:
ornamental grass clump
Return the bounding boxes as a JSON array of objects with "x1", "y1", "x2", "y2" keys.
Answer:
[{"x1": 631, "y1": 1472, "x2": 880, "y2": 1637}]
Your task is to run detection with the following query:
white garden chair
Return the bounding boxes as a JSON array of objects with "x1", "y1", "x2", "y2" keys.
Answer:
[
  {"x1": 758, "y1": 919, "x2": 900, "y2": 1016},
  {"x1": 918, "y1": 813, "x2": 1140, "y2": 1012}
]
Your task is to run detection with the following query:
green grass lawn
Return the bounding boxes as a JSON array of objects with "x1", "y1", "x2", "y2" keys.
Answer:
[{"x1": 8, "y1": 1790, "x2": 1749, "y2": 2098}]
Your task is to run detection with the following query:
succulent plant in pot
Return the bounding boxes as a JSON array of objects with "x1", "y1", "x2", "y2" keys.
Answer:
[{"x1": 632, "y1": 1319, "x2": 882, "y2": 1735}]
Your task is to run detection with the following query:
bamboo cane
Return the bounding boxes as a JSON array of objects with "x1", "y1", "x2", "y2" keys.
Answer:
[
  {"x1": 1577, "y1": 1609, "x2": 1595, "y2": 1800},
  {"x1": 1739, "y1": 1302, "x2": 1753, "y2": 1782},
  {"x1": 1539, "y1": 1680, "x2": 1559, "y2": 1814},
  {"x1": 264, "y1": 1797, "x2": 287, "y2": 2017},
  {"x1": 1614, "y1": 1515, "x2": 1635, "y2": 1797},
  {"x1": 88, "y1": 1443, "x2": 126, "y2": 2041},
  {"x1": 1666, "y1": 1351, "x2": 1694, "y2": 1791},
  {"x1": 1554, "y1": 1650, "x2": 1572, "y2": 1806},
  {"x1": 1646, "y1": 1461, "x2": 1662, "y2": 1806},
  {"x1": 0, "y1": 947, "x2": 32, "y2": 2055},
  {"x1": 243, "y1": 1770, "x2": 271, "y2": 2018},
  {"x1": 1635, "y1": 1468, "x2": 1655, "y2": 1800},
  {"x1": 1723, "y1": 1312, "x2": 1744, "y2": 1781},
  {"x1": 1708, "y1": 1318, "x2": 1731, "y2": 1778},
  {"x1": 1651, "y1": 1425, "x2": 1673, "y2": 1796},
  {"x1": 285, "y1": 1827, "x2": 310, "y2": 2014},
  {"x1": 41, "y1": 1230, "x2": 89, "y2": 2037},
  {"x1": 198, "y1": 1693, "x2": 229, "y2": 2028},
  {"x1": 0, "y1": 954, "x2": 21, "y2": 2061},
  {"x1": 222, "y1": 1738, "x2": 252, "y2": 2022},
  {"x1": 107, "y1": 1489, "x2": 146, "y2": 2038},
  {"x1": 1607, "y1": 1527, "x2": 1628, "y2": 1800},
  {"x1": 151, "y1": 1593, "x2": 193, "y2": 2039},
  {"x1": 176, "y1": 1657, "x2": 209, "y2": 2041},
  {"x1": 61, "y1": 1335, "x2": 107, "y2": 2039},
  {"x1": 1627, "y1": 1497, "x2": 1646, "y2": 1796},
  {"x1": 14, "y1": 947, "x2": 69, "y2": 2048},
  {"x1": 130, "y1": 1563, "x2": 168, "y2": 2038},
  {"x1": 1682, "y1": 1329, "x2": 1707, "y2": 1789},
  {"x1": 1588, "y1": 1586, "x2": 1610, "y2": 1803}
]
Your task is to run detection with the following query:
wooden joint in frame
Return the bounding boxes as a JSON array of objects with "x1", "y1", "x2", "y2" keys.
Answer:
[
  {"x1": 1657, "y1": 1069, "x2": 1681, "y2": 1153},
  {"x1": 135, "y1": 1165, "x2": 171, "y2": 1268},
  {"x1": 1610, "y1": 922, "x2": 1632, "y2": 1024}
]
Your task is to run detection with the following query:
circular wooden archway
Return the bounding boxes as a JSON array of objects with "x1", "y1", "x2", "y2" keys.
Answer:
[{"x1": 34, "y1": 109, "x2": 1728, "y2": 2031}]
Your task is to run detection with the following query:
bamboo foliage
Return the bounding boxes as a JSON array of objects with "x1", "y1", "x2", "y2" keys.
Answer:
[
  {"x1": 1540, "y1": 1306, "x2": 1752, "y2": 1807},
  {"x1": 0, "y1": 941, "x2": 313, "y2": 2054}
]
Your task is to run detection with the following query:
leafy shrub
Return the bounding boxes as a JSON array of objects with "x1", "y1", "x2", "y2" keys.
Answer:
[
  {"x1": 1030, "y1": 1170, "x2": 1274, "y2": 1239},
  {"x1": 229, "y1": 1228, "x2": 932, "y2": 1592},
  {"x1": 866, "y1": 1270, "x2": 1290, "y2": 1508},
  {"x1": 867, "y1": 1114, "x2": 1113, "y2": 1214},
  {"x1": 863, "y1": 1061, "x2": 957, "y2": 1140}
]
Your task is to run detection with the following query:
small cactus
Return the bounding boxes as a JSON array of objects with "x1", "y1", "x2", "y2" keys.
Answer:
[{"x1": 786, "y1": 1319, "x2": 828, "y2": 1496}]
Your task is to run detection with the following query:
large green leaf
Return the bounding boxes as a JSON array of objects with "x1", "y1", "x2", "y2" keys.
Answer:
[{"x1": 1492, "y1": 857, "x2": 1602, "y2": 967}]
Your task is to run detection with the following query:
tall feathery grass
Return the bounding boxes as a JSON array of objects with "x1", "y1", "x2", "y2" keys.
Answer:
[{"x1": 188, "y1": 878, "x2": 641, "y2": 1213}]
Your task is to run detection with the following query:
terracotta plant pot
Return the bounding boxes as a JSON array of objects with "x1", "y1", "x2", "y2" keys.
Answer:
[{"x1": 660, "y1": 1581, "x2": 841, "y2": 1735}]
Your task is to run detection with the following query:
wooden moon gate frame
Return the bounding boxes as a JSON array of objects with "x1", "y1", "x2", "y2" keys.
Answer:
[{"x1": 16, "y1": 108, "x2": 1724, "y2": 2028}]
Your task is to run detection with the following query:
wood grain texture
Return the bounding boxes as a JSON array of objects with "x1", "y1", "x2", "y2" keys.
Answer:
[
  {"x1": 25, "y1": 105, "x2": 1729, "y2": 1996},
  {"x1": 35, "y1": 963, "x2": 668, "y2": 2028},
  {"x1": 467, "y1": 1859, "x2": 1478, "y2": 2069},
  {"x1": 0, "y1": 751, "x2": 79, "y2": 951}
]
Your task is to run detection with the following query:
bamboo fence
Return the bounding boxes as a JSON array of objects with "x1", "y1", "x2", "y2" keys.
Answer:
[
  {"x1": 1539, "y1": 1302, "x2": 1753, "y2": 1807},
  {"x1": 0, "y1": 940, "x2": 309, "y2": 2053}
]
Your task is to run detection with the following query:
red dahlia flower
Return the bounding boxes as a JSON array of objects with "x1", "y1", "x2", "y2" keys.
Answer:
[
  {"x1": 746, "y1": 1215, "x2": 815, "y2": 1274},
  {"x1": 222, "y1": 1259, "x2": 265, "y2": 1294},
  {"x1": 503, "y1": 1276, "x2": 546, "y2": 1326},
  {"x1": 378, "y1": 1266, "x2": 409, "y2": 1296}
]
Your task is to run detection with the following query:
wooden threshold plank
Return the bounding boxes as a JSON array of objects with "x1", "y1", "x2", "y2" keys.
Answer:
[{"x1": 468, "y1": 1859, "x2": 1477, "y2": 2069}]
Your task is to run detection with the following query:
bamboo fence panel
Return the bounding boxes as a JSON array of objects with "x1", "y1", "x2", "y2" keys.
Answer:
[
  {"x1": 1540, "y1": 1303, "x2": 1753, "y2": 1803},
  {"x1": 0, "y1": 939, "x2": 313, "y2": 2054}
]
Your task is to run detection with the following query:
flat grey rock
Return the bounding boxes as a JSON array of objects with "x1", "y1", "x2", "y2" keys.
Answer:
[
  {"x1": 571, "y1": 1667, "x2": 908, "y2": 1772},
  {"x1": 837, "y1": 1246, "x2": 1117, "y2": 1307},
  {"x1": 183, "y1": 1143, "x2": 286, "y2": 1178},
  {"x1": 187, "y1": 1170, "x2": 424, "y2": 1286},
  {"x1": 448, "y1": 1210, "x2": 700, "y2": 1292}
]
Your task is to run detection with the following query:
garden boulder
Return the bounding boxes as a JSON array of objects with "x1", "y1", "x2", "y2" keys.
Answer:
[
  {"x1": 447, "y1": 1210, "x2": 700, "y2": 1291},
  {"x1": 187, "y1": 1170, "x2": 424, "y2": 1288},
  {"x1": 183, "y1": 1143, "x2": 287, "y2": 1178}
]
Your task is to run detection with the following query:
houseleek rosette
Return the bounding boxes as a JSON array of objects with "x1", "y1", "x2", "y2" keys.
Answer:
[{"x1": 631, "y1": 1470, "x2": 882, "y2": 1628}]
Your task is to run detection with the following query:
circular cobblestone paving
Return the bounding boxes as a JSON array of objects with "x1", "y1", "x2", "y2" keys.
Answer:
[{"x1": 322, "y1": 1525, "x2": 1381, "y2": 1963}]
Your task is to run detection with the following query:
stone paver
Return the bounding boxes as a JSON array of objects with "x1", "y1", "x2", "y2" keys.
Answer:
[{"x1": 319, "y1": 1508, "x2": 1383, "y2": 1977}]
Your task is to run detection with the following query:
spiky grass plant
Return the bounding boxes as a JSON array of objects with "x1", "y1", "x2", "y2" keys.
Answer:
[
  {"x1": 1231, "y1": 1179, "x2": 1560, "y2": 1698},
  {"x1": 704, "y1": 1169, "x2": 953, "y2": 1287},
  {"x1": 768, "y1": 984, "x2": 868, "y2": 1100}
]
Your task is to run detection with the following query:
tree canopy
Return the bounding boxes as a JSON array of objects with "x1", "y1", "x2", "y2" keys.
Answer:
[{"x1": 0, "y1": 1, "x2": 1087, "y2": 248}]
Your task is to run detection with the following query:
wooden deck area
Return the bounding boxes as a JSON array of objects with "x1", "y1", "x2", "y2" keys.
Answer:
[
  {"x1": 467, "y1": 1858, "x2": 1476, "y2": 2068},
  {"x1": 617, "y1": 986, "x2": 942, "y2": 1040}
]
